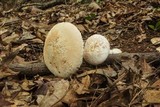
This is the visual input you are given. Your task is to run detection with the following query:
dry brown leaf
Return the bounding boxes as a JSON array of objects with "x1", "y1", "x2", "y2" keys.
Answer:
[
  {"x1": 0, "y1": 97, "x2": 13, "y2": 107},
  {"x1": 151, "y1": 79, "x2": 160, "y2": 88},
  {"x1": 151, "y1": 37, "x2": 160, "y2": 45},
  {"x1": 15, "y1": 91, "x2": 32, "y2": 103},
  {"x1": 77, "y1": 68, "x2": 117, "y2": 78},
  {"x1": 116, "y1": 81, "x2": 126, "y2": 91},
  {"x1": 10, "y1": 99, "x2": 29, "y2": 107},
  {"x1": 39, "y1": 79, "x2": 69, "y2": 107},
  {"x1": 82, "y1": 75, "x2": 90, "y2": 89},
  {"x1": 140, "y1": 80, "x2": 148, "y2": 89},
  {"x1": 0, "y1": 28, "x2": 8, "y2": 35},
  {"x1": 100, "y1": 15, "x2": 108, "y2": 23},
  {"x1": 2, "y1": 32, "x2": 19, "y2": 44},
  {"x1": 21, "y1": 21, "x2": 31, "y2": 30},
  {"x1": 2, "y1": 84, "x2": 11, "y2": 97},
  {"x1": 30, "y1": 6, "x2": 43, "y2": 14},
  {"x1": 62, "y1": 89, "x2": 77, "y2": 106},
  {"x1": 122, "y1": 59, "x2": 138, "y2": 71},
  {"x1": 136, "y1": 34, "x2": 146, "y2": 43},
  {"x1": 71, "y1": 76, "x2": 90, "y2": 95},
  {"x1": 37, "y1": 95, "x2": 44, "y2": 105},
  {"x1": 20, "y1": 31, "x2": 36, "y2": 41},
  {"x1": 76, "y1": 11, "x2": 86, "y2": 19},
  {"x1": 29, "y1": 38, "x2": 44, "y2": 44},
  {"x1": 89, "y1": 2, "x2": 101, "y2": 10},
  {"x1": 21, "y1": 78, "x2": 35, "y2": 91},
  {"x1": 0, "y1": 68, "x2": 18, "y2": 79},
  {"x1": 12, "y1": 56, "x2": 25, "y2": 64},
  {"x1": 12, "y1": 43, "x2": 28, "y2": 52},
  {"x1": 141, "y1": 59, "x2": 153, "y2": 79},
  {"x1": 3, "y1": 81, "x2": 21, "y2": 95},
  {"x1": 143, "y1": 89, "x2": 160, "y2": 103},
  {"x1": 156, "y1": 47, "x2": 160, "y2": 52},
  {"x1": 76, "y1": 24, "x2": 87, "y2": 34}
]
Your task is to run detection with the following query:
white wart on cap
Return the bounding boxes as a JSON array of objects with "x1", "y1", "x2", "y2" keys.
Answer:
[
  {"x1": 84, "y1": 34, "x2": 110, "y2": 65},
  {"x1": 43, "y1": 22, "x2": 83, "y2": 78}
]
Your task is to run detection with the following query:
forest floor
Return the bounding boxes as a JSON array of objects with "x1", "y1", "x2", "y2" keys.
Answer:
[{"x1": 1, "y1": 0, "x2": 160, "y2": 107}]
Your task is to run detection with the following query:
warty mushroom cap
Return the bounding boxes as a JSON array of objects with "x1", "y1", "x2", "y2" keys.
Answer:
[
  {"x1": 83, "y1": 34, "x2": 110, "y2": 65},
  {"x1": 43, "y1": 22, "x2": 83, "y2": 78}
]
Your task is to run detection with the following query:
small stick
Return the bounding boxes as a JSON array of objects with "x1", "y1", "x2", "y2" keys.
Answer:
[
  {"x1": 8, "y1": 52, "x2": 160, "y2": 76},
  {"x1": 8, "y1": 62, "x2": 51, "y2": 76}
]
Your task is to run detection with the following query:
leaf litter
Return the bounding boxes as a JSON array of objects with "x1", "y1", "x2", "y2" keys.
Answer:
[{"x1": 1, "y1": 0, "x2": 160, "y2": 107}]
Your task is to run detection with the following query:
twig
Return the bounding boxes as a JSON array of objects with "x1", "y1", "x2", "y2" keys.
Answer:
[
  {"x1": 8, "y1": 52, "x2": 160, "y2": 76},
  {"x1": 8, "y1": 62, "x2": 51, "y2": 76},
  {"x1": 17, "y1": 0, "x2": 69, "y2": 10}
]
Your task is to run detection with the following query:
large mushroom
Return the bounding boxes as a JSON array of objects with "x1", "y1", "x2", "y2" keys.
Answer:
[
  {"x1": 43, "y1": 22, "x2": 83, "y2": 78},
  {"x1": 83, "y1": 34, "x2": 110, "y2": 65}
]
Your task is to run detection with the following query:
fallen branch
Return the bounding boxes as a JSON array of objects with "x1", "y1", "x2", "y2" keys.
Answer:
[
  {"x1": 9, "y1": 62, "x2": 51, "y2": 76},
  {"x1": 106, "y1": 52, "x2": 160, "y2": 64},
  {"x1": 8, "y1": 52, "x2": 160, "y2": 76},
  {"x1": 17, "y1": 0, "x2": 68, "y2": 10}
]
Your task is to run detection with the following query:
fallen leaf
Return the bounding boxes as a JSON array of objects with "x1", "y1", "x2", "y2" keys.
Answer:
[
  {"x1": 100, "y1": 15, "x2": 108, "y2": 23},
  {"x1": 15, "y1": 91, "x2": 32, "y2": 103},
  {"x1": 29, "y1": 38, "x2": 44, "y2": 44},
  {"x1": 76, "y1": 24, "x2": 87, "y2": 34},
  {"x1": 151, "y1": 37, "x2": 160, "y2": 45},
  {"x1": 82, "y1": 75, "x2": 90, "y2": 89},
  {"x1": 122, "y1": 59, "x2": 138, "y2": 71},
  {"x1": 71, "y1": 76, "x2": 90, "y2": 95},
  {"x1": 20, "y1": 31, "x2": 36, "y2": 41},
  {"x1": 62, "y1": 89, "x2": 77, "y2": 106},
  {"x1": 77, "y1": 68, "x2": 117, "y2": 78},
  {"x1": 151, "y1": 79, "x2": 160, "y2": 88},
  {"x1": 12, "y1": 43, "x2": 28, "y2": 52},
  {"x1": 12, "y1": 56, "x2": 25, "y2": 64},
  {"x1": 141, "y1": 59, "x2": 153, "y2": 79},
  {"x1": 0, "y1": 68, "x2": 18, "y2": 79},
  {"x1": 0, "y1": 28, "x2": 8, "y2": 35},
  {"x1": 10, "y1": 99, "x2": 28, "y2": 107},
  {"x1": 21, "y1": 78, "x2": 35, "y2": 91},
  {"x1": 89, "y1": 2, "x2": 101, "y2": 10},
  {"x1": 30, "y1": 6, "x2": 43, "y2": 14},
  {"x1": 136, "y1": 34, "x2": 146, "y2": 42},
  {"x1": 143, "y1": 89, "x2": 160, "y2": 103},
  {"x1": 2, "y1": 32, "x2": 19, "y2": 44},
  {"x1": 39, "y1": 79, "x2": 69, "y2": 107},
  {"x1": 156, "y1": 47, "x2": 160, "y2": 52}
]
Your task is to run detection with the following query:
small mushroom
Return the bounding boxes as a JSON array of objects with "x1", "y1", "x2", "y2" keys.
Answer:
[
  {"x1": 43, "y1": 22, "x2": 83, "y2": 78},
  {"x1": 109, "y1": 48, "x2": 122, "y2": 54},
  {"x1": 83, "y1": 34, "x2": 110, "y2": 65}
]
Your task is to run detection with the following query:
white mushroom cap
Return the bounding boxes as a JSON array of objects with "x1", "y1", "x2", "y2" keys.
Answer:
[
  {"x1": 83, "y1": 34, "x2": 110, "y2": 65},
  {"x1": 43, "y1": 22, "x2": 83, "y2": 78},
  {"x1": 109, "y1": 48, "x2": 122, "y2": 54}
]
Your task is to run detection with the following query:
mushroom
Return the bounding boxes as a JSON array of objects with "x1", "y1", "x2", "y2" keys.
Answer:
[
  {"x1": 109, "y1": 48, "x2": 122, "y2": 54},
  {"x1": 83, "y1": 34, "x2": 110, "y2": 65},
  {"x1": 43, "y1": 22, "x2": 83, "y2": 78}
]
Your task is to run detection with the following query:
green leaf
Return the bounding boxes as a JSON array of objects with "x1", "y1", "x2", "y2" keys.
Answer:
[
  {"x1": 96, "y1": 0, "x2": 100, "y2": 3},
  {"x1": 155, "y1": 21, "x2": 160, "y2": 30},
  {"x1": 85, "y1": 13, "x2": 96, "y2": 21},
  {"x1": 148, "y1": 25, "x2": 155, "y2": 30}
]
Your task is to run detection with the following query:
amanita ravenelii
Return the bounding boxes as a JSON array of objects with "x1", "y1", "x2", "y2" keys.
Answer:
[
  {"x1": 83, "y1": 34, "x2": 110, "y2": 65},
  {"x1": 43, "y1": 22, "x2": 122, "y2": 77},
  {"x1": 43, "y1": 22, "x2": 83, "y2": 78}
]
